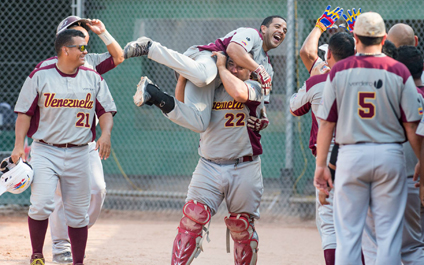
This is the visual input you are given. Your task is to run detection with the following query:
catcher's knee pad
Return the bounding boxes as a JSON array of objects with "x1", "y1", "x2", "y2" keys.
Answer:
[
  {"x1": 225, "y1": 213, "x2": 258, "y2": 265},
  {"x1": 171, "y1": 200, "x2": 211, "y2": 265}
]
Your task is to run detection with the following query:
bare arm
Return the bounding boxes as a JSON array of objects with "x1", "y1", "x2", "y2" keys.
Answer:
[
  {"x1": 213, "y1": 52, "x2": 249, "y2": 103},
  {"x1": 11, "y1": 114, "x2": 31, "y2": 163},
  {"x1": 299, "y1": 27, "x2": 322, "y2": 72},
  {"x1": 87, "y1": 19, "x2": 124, "y2": 66},
  {"x1": 96, "y1": 112, "x2": 114, "y2": 160},
  {"x1": 314, "y1": 120, "x2": 335, "y2": 194},
  {"x1": 175, "y1": 76, "x2": 187, "y2": 103},
  {"x1": 226, "y1": 43, "x2": 259, "y2": 72}
]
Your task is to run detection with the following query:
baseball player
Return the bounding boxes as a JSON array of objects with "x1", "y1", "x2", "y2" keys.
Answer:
[
  {"x1": 362, "y1": 45, "x2": 424, "y2": 265},
  {"x1": 314, "y1": 12, "x2": 423, "y2": 265},
  {"x1": 11, "y1": 29, "x2": 117, "y2": 265},
  {"x1": 33, "y1": 16, "x2": 124, "y2": 264},
  {"x1": 124, "y1": 16, "x2": 286, "y2": 133},
  {"x1": 134, "y1": 50, "x2": 264, "y2": 264},
  {"x1": 290, "y1": 6, "x2": 354, "y2": 264}
]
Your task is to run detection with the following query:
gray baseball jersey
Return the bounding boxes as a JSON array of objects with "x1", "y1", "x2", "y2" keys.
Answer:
[
  {"x1": 318, "y1": 54, "x2": 422, "y2": 144},
  {"x1": 35, "y1": 53, "x2": 115, "y2": 75},
  {"x1": 290, "y1": 73, "x2": 328, "y2": 156},
  {"x1": 198, "y1": 80, "x2": 264, "y2": 160},
  {"x1": 15, "y1": 64, "x2": 117, "y2": 145},
  {"x1": 34, "y1": 53, "x2": 115, "y2": 255},
  {"x1": 187, "y1": 79, "x2": 264, "y2": 219}
]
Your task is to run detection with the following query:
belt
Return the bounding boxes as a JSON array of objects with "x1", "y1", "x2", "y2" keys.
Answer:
[
  {"x1": 36, "y1": 140, "x2": 88, "y2": 148},
  {"x1": 205, "y1": 156, "x2": 255, "y2": 166}
]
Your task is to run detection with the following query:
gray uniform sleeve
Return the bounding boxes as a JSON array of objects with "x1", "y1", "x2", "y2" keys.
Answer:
[
  {"x1": 317, "y1": 75, "x2": 337, "y2": 122},
  {"x1": 230, "y1": 28, "x2": 262, "y2": 53},
  {"x1": 84, "y1": 53, "x2": 115, "y2": 75},
  {"x1": 400, "y1": 77, "x2": 422, "y2": 122},
  {"x1": 95, "y1": 78, "x2": 117, "y2": 118},
  {"x1": 245, "y1": 80, "x2": 263, "y2": 103},
  {"x1": 14, "y1": 75, "x2": 38, "y2": 115}
]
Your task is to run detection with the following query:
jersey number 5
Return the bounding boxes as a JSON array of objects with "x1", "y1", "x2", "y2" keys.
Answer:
[
  {"x1": 358, "y1": 92, "x2": 376, "y2": 119},
  {"x1": 225, "y1": 113, "x2": 246, "y2": 127},
  {"x1": 76, "y1": 112, "x2": 91, "y2": 128}
]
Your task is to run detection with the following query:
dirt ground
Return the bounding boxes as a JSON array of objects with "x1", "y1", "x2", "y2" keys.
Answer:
[{"x1": 0, "y1": 209, "x2": 324, "y2": 265}]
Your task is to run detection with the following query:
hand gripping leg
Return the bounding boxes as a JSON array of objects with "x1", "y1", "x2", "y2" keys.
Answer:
[
  {"x1": 171, "y1": 200, "x2": 211, "y2": 265},
  {"x1": 225, "y1": 213, "x2": 258, "y2": 265}
]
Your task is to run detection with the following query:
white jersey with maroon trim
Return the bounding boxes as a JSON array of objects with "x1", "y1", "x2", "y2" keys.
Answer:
[
  {"x1": 318, "y1": 54, "x2": 422, "y2": 145},
  {"x1": 290, "y1": 73, "x2": 328, "y2": 156},
  {"x1": 198, "y1": 80, "x2": 264, "y2": 160},
  {"x1": 35, "y1": 53, "x2": 115, "y2": 75},
  {"x1": 14, "y1": 64, "x2": 117, "y2": 145}
]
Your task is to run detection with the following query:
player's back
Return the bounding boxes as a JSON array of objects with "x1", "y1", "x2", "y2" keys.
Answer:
[{"x1": 323, "y1": 54, "x2": 422, "y2": 144}]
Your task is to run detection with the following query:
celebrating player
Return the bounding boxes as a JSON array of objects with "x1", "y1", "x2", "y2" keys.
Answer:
[
  {"x1": 134, "y1": 50, "x2": 264, "y2": 264},
  {"x1": 33, "y1": 16, "x2": 124, "y2": 264},
  {"x1": 314, "y1": 12, "x2": 423, "y2": 264},
  {"x1": 124, "y1": 16, "x2": 286, "y2": 133},
  {"x1": 11, "y1": 29, "x2": 117, "y2": 265},
  {"x1": 362, "y1": 44, "x2": 424, "y2": 265},
  {"x1": 290, "y1": 6, "x2": 354, "y2": 264}
]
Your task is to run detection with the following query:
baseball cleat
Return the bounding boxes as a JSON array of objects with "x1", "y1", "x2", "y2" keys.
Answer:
[
  {"x1": 30, "y1": 253, "x2": 45, "y2": 265},
  {"x1": 52, "y1": 251, "x2": 72, "y2": 264},
  {"x1": 133, "y1": 76, "x2": 153, "y2": 107},
  {"x1": 124, "y1": 37, "x2": 152, "y2": 59}
]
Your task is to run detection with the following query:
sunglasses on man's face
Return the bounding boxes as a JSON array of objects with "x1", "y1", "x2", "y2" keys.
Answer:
[{"x1": 65, "y1": 44, "x2": 87, "y2": 52}]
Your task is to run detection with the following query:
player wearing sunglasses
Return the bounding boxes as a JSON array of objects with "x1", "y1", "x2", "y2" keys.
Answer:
[{"x1": 31, "y1": 16, "x2": 124, "y2": 264}]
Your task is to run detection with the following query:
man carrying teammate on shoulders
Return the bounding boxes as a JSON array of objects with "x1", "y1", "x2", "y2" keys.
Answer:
[
  {"x1": 34, "y1": 16, "x2": 124, "y2": 264},
  {"x1": 124, "y1": 16, "x2": 286, "y2": 133},
  {"x1": 290, "y1": 5, "x2": 356, "y2": 265},
  {"x1": 134, "y1": 49, "x2": 265, "y2": 264}
]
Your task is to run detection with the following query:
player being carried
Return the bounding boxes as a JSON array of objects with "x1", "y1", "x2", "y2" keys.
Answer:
[{"x1": 123, "y1": 16, "x2": 286, "y2": 133}]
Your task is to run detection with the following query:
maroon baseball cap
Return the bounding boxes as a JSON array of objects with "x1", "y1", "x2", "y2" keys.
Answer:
[{"x1": 56, "y1": 16, "x2": 91, "y2": 35}]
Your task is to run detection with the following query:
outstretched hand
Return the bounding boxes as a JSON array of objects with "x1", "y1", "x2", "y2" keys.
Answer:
[
  {"x1": 86, "y1": 19, "x2": 106, "y2": 34},
  {"x1": 342, "y1": 8, "x2": 362, "y2": 32},
  {"x1": 316, "y1": 5, "x2": 343, "y2": 32}
]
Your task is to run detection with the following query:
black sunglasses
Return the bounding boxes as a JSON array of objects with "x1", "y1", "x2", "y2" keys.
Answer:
[{"x1": 65, "y1": 44, "x2": 87, "y2": 52}]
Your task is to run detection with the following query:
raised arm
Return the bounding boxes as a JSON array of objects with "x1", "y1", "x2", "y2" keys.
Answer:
[
  {"x1": 213, "y1": 51, "x2": 249, "y2": 103},
  {"x1": 87, "y1": 19, "x2": 124, "y2": 66}
]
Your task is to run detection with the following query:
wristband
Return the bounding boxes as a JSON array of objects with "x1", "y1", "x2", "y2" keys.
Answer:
[
  {"x1": 315, "y1": 22, "x2": 326, "y2": 33},
  {"x1": 98, "y1": 30, "x2": 115, "y2": 46}
]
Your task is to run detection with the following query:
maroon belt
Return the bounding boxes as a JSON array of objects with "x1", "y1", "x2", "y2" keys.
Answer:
[
  {"x1": 205, "y1": 155, "x2": 255, "y2": 165},
  {"x1": 37, "y1": 140, "x2": 88, "y2": 148}
]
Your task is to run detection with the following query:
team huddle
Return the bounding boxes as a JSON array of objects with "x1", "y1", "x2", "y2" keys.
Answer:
[{"x1": 1, "y1": 4, "x2": 424, "y2": 265}]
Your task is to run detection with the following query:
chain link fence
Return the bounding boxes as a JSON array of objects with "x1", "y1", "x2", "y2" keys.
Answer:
[{"x1": 1, "y1": 0, "x2": 423, "y2": 220}]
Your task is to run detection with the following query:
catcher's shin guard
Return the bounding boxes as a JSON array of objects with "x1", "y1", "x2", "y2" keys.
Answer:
[
  {"x1": 225, "y1": 213, "x2": 258, "y2": 265},
  {"x1": 146, "y1": 84, "x2": 175, "y2": 114},
  {"x1": 171, "y1": 200, "x2": 211, "y2": 265}
]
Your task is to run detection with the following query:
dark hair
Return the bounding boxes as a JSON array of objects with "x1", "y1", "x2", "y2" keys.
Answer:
[
  {"x1": 54, "y1": 29, "x2": 86, "y2": 56},
  {"x1": 356, "y1": 35, "x2": 385, "y2": 46},
  {"x1": 328, "y1": 32, "x2": 355, "y2": 61},
  {"x1": 260, "y1": 15, "x2": 286, "y2": 31},
  {"x1": 397, "y1": 45, "x2": 423, "y2": 79},
  {"x1": 381, "y1": 40, "x2": 398, "y2": 59},
  {"x1": 69, "y1": 21, "x2": 90, "y2": 32}
]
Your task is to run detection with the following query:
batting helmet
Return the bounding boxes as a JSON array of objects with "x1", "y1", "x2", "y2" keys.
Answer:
[
  {"x1": 0, "y1": 157, "x2": 33, "y2": 196},
  {"x1": 56, "y1": 16, "x2": 91, "y2": 35}
]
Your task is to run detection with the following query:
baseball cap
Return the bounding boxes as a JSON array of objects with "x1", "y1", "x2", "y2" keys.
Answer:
[
  {"x1": 353, "y1": 12, "x2": 386, "y2": 37},
  {"x1": 56, "y1": 16, "x2": 91, "y2": 35}
]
